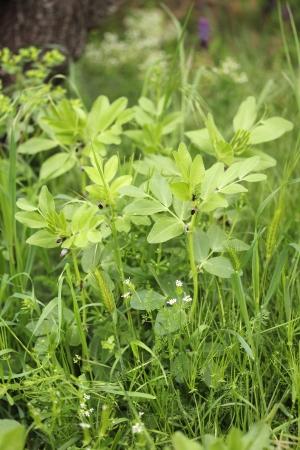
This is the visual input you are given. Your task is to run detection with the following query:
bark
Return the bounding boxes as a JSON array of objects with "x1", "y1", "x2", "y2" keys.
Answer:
[{"x1": 0, "y1": 0, "x2": 122, "y2": 59}]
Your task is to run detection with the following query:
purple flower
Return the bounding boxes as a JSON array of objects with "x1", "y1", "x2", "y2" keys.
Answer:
[{"x1": 198, "y1": 16, "x2": 210, "y2": 49}]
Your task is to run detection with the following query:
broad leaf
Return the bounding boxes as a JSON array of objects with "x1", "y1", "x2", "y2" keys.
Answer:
[
  {"x1": 119, "y1": 185, "x2": 147, "y2": 198},
  {"x1": 38, "y1": 185, "x2": 55, "y2": 216},
  {"x1": 172, "y1": 432, "x2": 202, "y2": 450},
  {"x1": 250, "y1": 117, "x2": 293, "y2": 144},
  {"x1": 15, "y1": 211, "x2": 46, "y2": 229},
  {"x1": 18, "y1": 137, "x2": 57, "y2": 155},
  {"x1": 26, "y1": 230, "x2": 58, "y2": 248},
  {"x1": 233, "y1": 96, "x2": 257, "y2": 131},
  {"x1": 40, "y1": 152, "x2": 76, "y2": 180},
  {"x1": 104, "y1": 155, "x2": 118, "y2": 182},
  {"x1": 173, "y1": 143, "x2": 192, "y2": 181},
  {"x1": 154, "y1": 308, "x2": 186, "y2": 336},
  {"x1": 130, "y1": 290, "x2": 165, "y2": 311},
  {"x1": 185, "y1": 128, "x2": 213, "y2": 154},
  {"x1": 147, "y1": 217, "x2": 184, "y2": 243},
  {"x1": 203, "y1": 256, "x2": 234, "y2": 278},
  {"x1": 0, "y1": 419, "x2": 26, "y2": 450},
  {"x1": 125, "y1": 199, "x2": 167, "y2": 216},
  {"x1": 150, "y1": 173, "x2": 172, "y2": 207}
]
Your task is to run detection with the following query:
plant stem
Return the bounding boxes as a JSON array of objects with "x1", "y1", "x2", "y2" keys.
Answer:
[{"x1": 187, "y1": 215, "x2": 198, "y2": 318}]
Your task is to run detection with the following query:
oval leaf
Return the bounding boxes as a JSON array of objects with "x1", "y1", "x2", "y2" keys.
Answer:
[{"x1": 147, "y1": 217, "x2": 184, "y2": 244}]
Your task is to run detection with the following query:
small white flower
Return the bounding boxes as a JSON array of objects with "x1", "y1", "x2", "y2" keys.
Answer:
[
  {"x1": 132, "y1": 422, "x2": 144, "y2": 434},
  {"x1": 166, "y1": 298, "x2": 177, "y2": 306},
  {"x1": 83, "y1": 393, "x2": 90, "y2": 400},
  {"x1": 73, "y1": 354, "x2": 81, "y2": 363},
  {"x1": 80, "y1": 402, "x2": 86, "y2": 409},
  {"x1": 83, "y1": 408, "x2": 93, "y2": 417},
  {"x1": 124, "y1": 278, "x2": 131, "y2": 286},
  {"x1": 183, "y1": 295, "x2": 192, "y2": 303},
  {"x1": 80, "y1": 422, "x2": 91, "y2": 429},
  {"x1": 175, "y1": 280, "x2": 183, "y2": 287},
  {"x1": 60, "y1": 248, "x2": 68, "y2": 258},
  {"x1": 139, "y1": 411, "x2": 144, "y2": 417},
  {"x1": 122, "y1": 292, "x2": 131, "y2": 299}
]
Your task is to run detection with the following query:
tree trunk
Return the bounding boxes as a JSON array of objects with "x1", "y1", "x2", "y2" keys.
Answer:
[{"x1": 0, "y1": 0, "x2": 122, "y2": 59}]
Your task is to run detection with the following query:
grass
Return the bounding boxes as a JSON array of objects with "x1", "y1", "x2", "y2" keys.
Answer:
[{"x1": 1, "y1": 4, "x2": 300, "y2": 450}]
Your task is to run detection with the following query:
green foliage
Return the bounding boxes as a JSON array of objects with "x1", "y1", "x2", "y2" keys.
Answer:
[
  {"x1": 1, "y1": 12, "x2": 299, "y2": 449},
  {"x1": 171, "y1": 423, "x2": 270, "y2": 450},
  {"x1": 0, "y1": 420, "x2": 26, "y2": 450}
]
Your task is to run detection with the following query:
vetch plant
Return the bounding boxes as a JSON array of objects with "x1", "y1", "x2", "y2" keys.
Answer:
[{"x1": 18, "y1": 95, "x2": 133, "y2": 180}]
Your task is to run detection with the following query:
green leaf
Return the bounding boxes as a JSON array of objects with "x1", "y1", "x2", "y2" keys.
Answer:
[
  {"x1": 40, "y1": 152, "x2": 76, "y2": 180},
  {"x1": 119, "y1": 185, "x2": 147, "y2": 198},
  {"x1": 193, "y1": 229, "x2": 210, "y2": 262},
  {"x1": 0, "y1": 419, "x2": 26, "y2": 450},
  {"x1": 150, "y1": 173, "x2": 172, "y2": 207},
  {"x1": 220, "y1": 183, "x2": 248, "y2": 194},
  {"x1": 207, "y1": 225, "x2": 227, "y2": 252},
  {"x1": 110, "y1": 175, "x2": 132, "y2": 194},
  {"x1": 170, "y1": 182, "x2": 190, "y2": 201},
  {"x1": 172, "y1": 432, "x2": 202, "y2": 450},
  {"x1": 250, "y1": 117, "x2": 293, "y2": 144},
  {"x1": 243, "y1": 173, "x2": 266, "y2": 182},
  {"x1": 16, "y1": 198, "x2": 37, "y2": 212},
  {"x1": 203, "y1": 256, "x2": 234, "y2": 278},
  {"x1": 190, "y1": 155, "x2": 205, "y2": 189},
  {"x1": 38, "y1": 185, "x2": 55, "y2": 216},
  {"x1": 238, "y1": 156, "x2": 261, "y2": 178},
  {"x1": 104, "y1": 155, "x2": 118, "y2": 183},
  {"x1": 241, "y1": 422, "x2": 270, "y2": 449},
  {"x1": 185, "y1": 128, "x2": 213, "y2": 154},
  {"x1": 147, "y1": 217, "x2": 184, "y2": 243},
  {"x1": 18, "y1": 137, "x2": 57, "y2": 155},
  {"x1": 233, "y1": 96, "x2": 257, "y2": 131},
  {"x1": 138, "y1": 97, "x2": 156, "y2": 115},
  {"x1": 26, "y1": 230, "x2": 58, "y2": 248},
  {"x1": 100, "y1": 97, "x2": 128, "y2": 131},
  {"x1": 173, "y1": 143, "x2": 192, "y2": 181},
  {"x1": 154, "y1": 308, "x2": 186, "y2": 336},
  {"x1": 86, "y1": 96, "x2": 109, "y2": 136},
  {"x1": 225, "y1": 239, "x2": 250, "y2": 252},
  {"x1": 15, "y1": 211, "x2": 47, "y2": 229},
  {"x1": 130, "y1": 290, "x2": 165, "y2": 311},
  {"x1": 201, "y1": 193, "x2": 228, "y2": 213},
  {"x1": 201, "y1": 162, "x2": 224, "y2": 197},
  {"x1": 162, "y1": 112, "x2": 182, "y2": 135},
  {"x1": 124, "y1": 199, "x2": 167, "y2": 216}
]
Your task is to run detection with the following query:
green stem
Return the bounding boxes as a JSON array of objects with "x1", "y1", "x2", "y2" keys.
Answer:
[
  {"x1": 66, "y1": 263, "x2": 90, "y2": 372},
  {"x1": 232, "y1": 271, "x2": 267, "y2": 414},
  {"x1": 187, "y1": 215, "x2": 198, "y2": 318}
]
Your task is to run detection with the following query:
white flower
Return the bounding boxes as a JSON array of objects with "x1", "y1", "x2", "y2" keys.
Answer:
[
  {"x1": 80, "y1": 402, "x2": 86, "y2": 409},
  {"x1": 73, "y1": 354, "x2": 81, "y2": 363},
  {"x1": 122, "y1": 292, "x2": 131, "y2": 299},
  {"x1": 166, "y1": 298, "x2": 177, "y2": 306},
  {"x1": 132, "y1": 422, "x2": 144, "y2": 434},
  {"x1": 183, "y1": 295, "x2": 192, "y2": 303},
  {"x1": 175, "y1": 280, "x2": 183, "y2": 287},
  {"x1": 124, "y1": 278, "x2": 131, "y2": 286},
  {"x1": 80, "y1": 422, "x2": 91, "y2": 429},
  {"x1": 83, "y1": 408, "x2": 94, "y2": 417},
  {"x1": 60, "y1": 248, "x2": 68, "y2": 258},
  {"x1": 83, "y1": 393, "x2": 90, "y2": 400}
]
